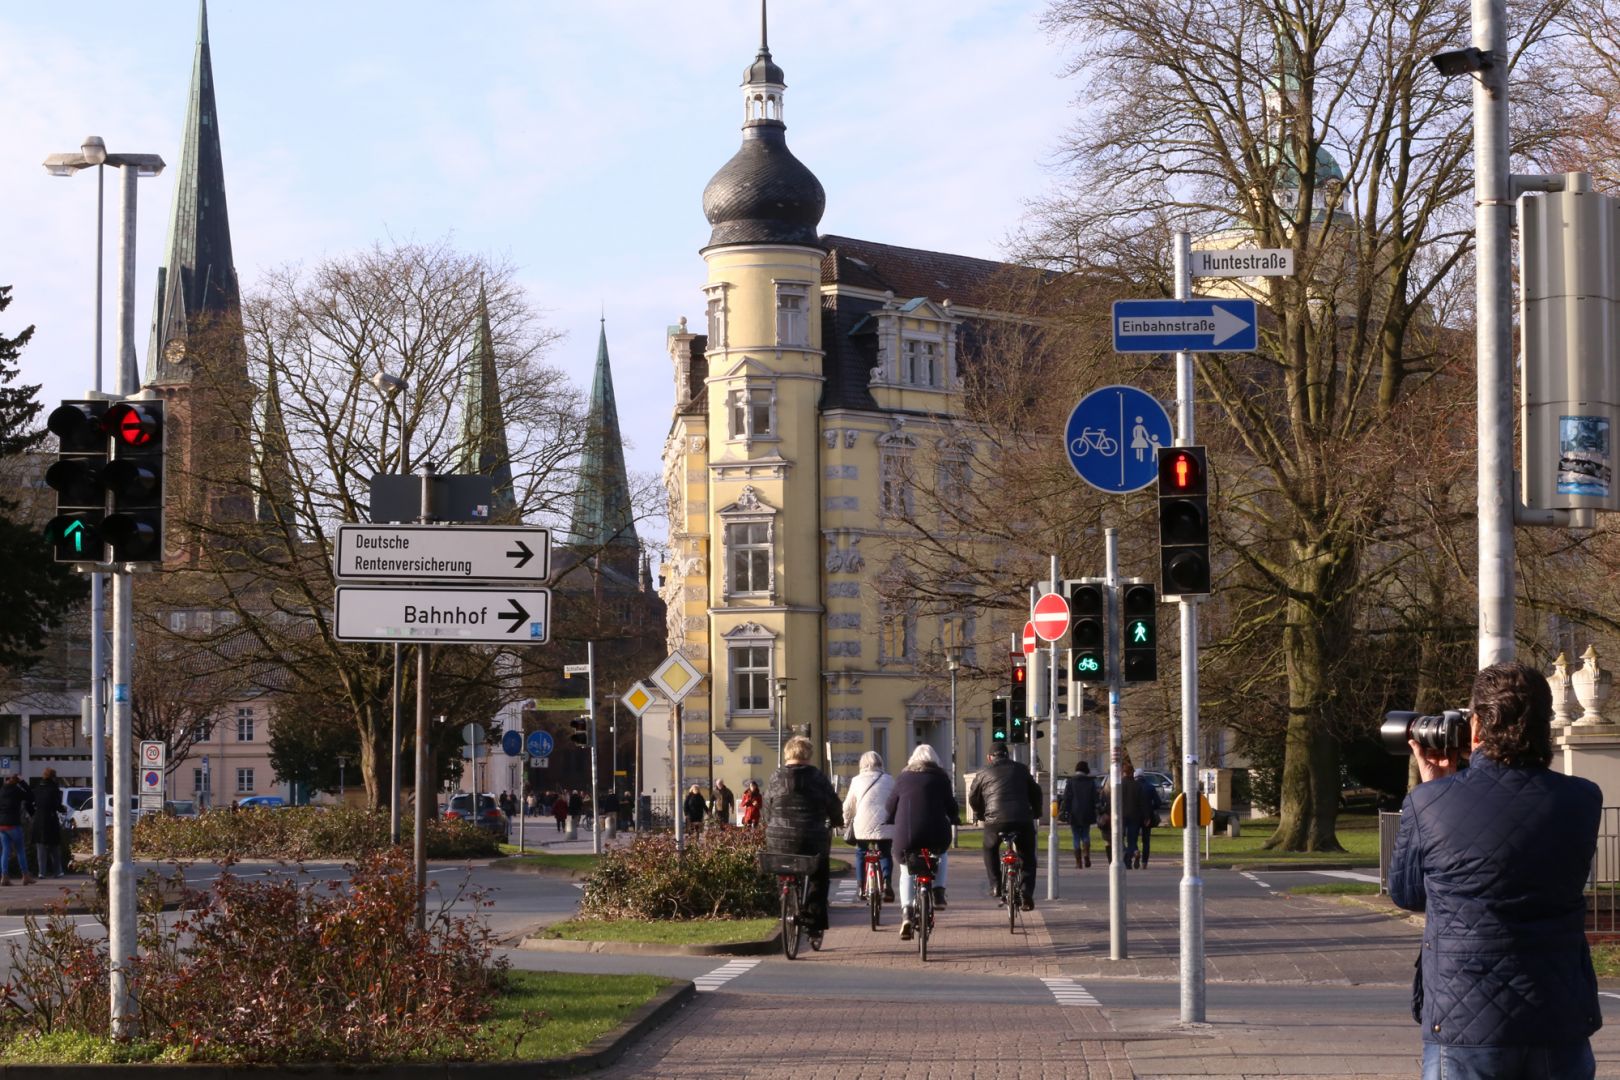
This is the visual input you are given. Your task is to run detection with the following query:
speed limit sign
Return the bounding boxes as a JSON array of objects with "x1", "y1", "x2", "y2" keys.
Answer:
[{"x1": 140, "y1": 741, "x2": 166, "y2": 770}]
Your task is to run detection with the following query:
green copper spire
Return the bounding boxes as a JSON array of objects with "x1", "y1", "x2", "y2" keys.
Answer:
[
  {"x1": 567, "y1": 319, "x2": 639, "y2": 562},
  {"x1": 147, "y1": 0, "x2": 241, "y2": 384},
  {"x1": 458, "y1": 286, "x2": 517, "y2": 517}
]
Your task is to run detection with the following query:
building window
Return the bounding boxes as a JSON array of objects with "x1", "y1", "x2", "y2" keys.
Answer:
[
  {"x1": 941, "y1": 613, "x2": 966, "y2": 653},
  {"x1": 938, "y1": 456, "x2": 968, "y2": 513},
  {"x1": 902, "y1": 339, "x2": 941, "y2": 387},
  {"x1": 730, "y1": 645, "x2": 772, "y2": 713},
  {"x1": 776, "y1": 285, "x2": 809, "y2": 346},
  {"x1": 706, "y1": 294, "x2": 727, "y2": 349},
  {"x1": 872, "y1": 725, "x2": 889, "y2": 765},
  {"x1": 969, "y1": 725, "x2": 983, "y2": 764},
  {"x1": 235, "y1": 708, "x2": 254, "y2": 742},
  {"x1": 879, "y1": 601, "x2": 915, "y2": 664},
  {"x1": 728, "y1": 386, "x2": 774, "y2": 440},
  {"x1": 193, "y1": 767, "x2": 211, "y2": 794},
  {"x1": 236, "y1": 768, "x2": 254, "y2": 794},
  {"x1": 880, "y1": 453, "x2": 913, "y2": 518},
  {"x1": 726, "y1": 521, "x2": 772, "y2": 596}
]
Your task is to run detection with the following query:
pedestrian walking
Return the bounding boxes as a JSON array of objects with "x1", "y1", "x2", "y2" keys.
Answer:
[
  {"x1": 884, "y1": 744, "x2": 957, "y2": 940},
  {"x1": 843, "y1": 751, "x2": 896, "y2": 902},
  {"x1": 763, "y1": 737, "x2": 842, "y2": 947},
  {"x1": 969, "y1": 745, "x2": 1040, "y2": 909},
  {"x1": 524, "y1": 790, "x2": 538, "y2": 817},
  {"x1": 1062, "y1": 761, "x2": 1100, "y2": 868},
  {"x1": 0, "y1": 775, "x2": 35, "y2": 885},
  {"x1": 711, "y1": 779, "x2": 736, "y2": 827},
  {"x1": 1118, "y1": 760, "x2": 1146, "y2": 868},
  {"x1": 1136, "y1": 770, "x2": 1163, "y2": 867},
  {"x1": 567, "y1": 789, "x2": 583, "y2": 827},
  {"x1": 552, "y1": 794, "x2": 568, "y2": 832},
  {"x1": 683, "y1": 784, "x2": 708, "y2": 834},
  {"x1": 740, "y1": 780, "x2": 762, "y2": 827},
  {"x1": 28, "y1": 768, "x2": 63, "y2": 878},
  {"x1": 1391, "y1": 661, "x2": 1603, "y2": 1079}
]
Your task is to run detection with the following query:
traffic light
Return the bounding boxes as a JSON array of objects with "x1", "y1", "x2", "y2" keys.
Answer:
[
  {"x1": 1068, "y1": 579, "x2": 1107, "y2": 682},
  {"x1": 1158, "y1": 445, "x2": 1211, "y2": 597},
  {"x1": 991, "y1": 697, "x2": 1008, "y2": 744},
  {"x1": 102, "y1": 399, "x2": 165, "y2": 563},
  {"x1": 1008, "y1": 675, "x2": 1028, "y2": 742},
  {"x1": 1121, "y1": 582, "x2": 1158, "y2": 683},
  {"x1": 43, "y1": 400, "x2": 111, "y2": 563},
  {"x1": 569, "y1": 715, "x2": 590, "y2": 748}
]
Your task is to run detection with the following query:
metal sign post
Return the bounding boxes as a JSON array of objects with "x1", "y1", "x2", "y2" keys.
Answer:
[
  {"x1": 587, "y1": 643, "x2": 600, "y2": 856},
  {"x1": 1047, "y1": 556, "x2": 1061, "y2": 902},
  {"x1": 1106, "y1": 528, "x2": 1127, "y2": 960}
]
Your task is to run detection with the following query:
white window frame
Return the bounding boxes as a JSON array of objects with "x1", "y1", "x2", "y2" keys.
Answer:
[
  {"x1": 727, "y1": 384, "x2": 777, "y2": 442},
  {"x1": 724, "y1": 519, "x2": 774, "y2": 598},
  {"x1": 236, "y1": 767, "x2": 254, "y2": 794},
  {"x1": 775, "y1": 283, "x2": 811, "y2": 347},
  {"x1": 879, "y1": 452, "x2": 914, "y2": 518},
  {"x1": 728, "y1": 642, "x2": 773, "y2": 715},
  {"x1": 878, "y1": 599, "x2": 916, "y2": 665},
  {"x1": 902, "y1": 337, "x2": 942, "y2": 388},
  {"x1": 704, "y1": 285, "x2": 729, "y2": 350},
  {"x1": 235, "y1": 708, "x2": 254, "y2": 742}
]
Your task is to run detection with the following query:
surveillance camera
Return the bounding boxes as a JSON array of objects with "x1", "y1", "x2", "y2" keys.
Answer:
[{"x1": 1431, "y1": 47, "x2": 1493, "y2": 78}]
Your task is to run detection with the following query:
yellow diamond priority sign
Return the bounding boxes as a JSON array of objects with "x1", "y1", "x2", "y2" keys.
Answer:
[
  {"x1": 621, "y1": 681, "x2": 656, "y2": 717},
  {"x1": 650, "y1": 652, "x2": 703, "y2": 704}
]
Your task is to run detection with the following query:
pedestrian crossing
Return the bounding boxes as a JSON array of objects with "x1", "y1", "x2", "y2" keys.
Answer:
[
  {"x1": 834, "y1": 879, "x2": 861, "y2": 906},
  {"x1": 1040, "y1": 976, "x2": 1100, "y2": 1006},
  {"x1": 693, "y1": 958, "x2": 761, "y2": 992}
]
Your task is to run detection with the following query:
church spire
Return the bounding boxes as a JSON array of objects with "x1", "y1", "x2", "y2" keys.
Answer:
[
  {"x1": 566, "y1": 318, "x2": 639, "y2": 567},
  {"x1": 147, "y1": 0, "x2": 241, "y2": 385},
  {"x1": 254, "y1": 353, "x2": 297, "y2": 528},
  {"x1": 458, "y1": 285, "x2": 517, "y2": 518}
]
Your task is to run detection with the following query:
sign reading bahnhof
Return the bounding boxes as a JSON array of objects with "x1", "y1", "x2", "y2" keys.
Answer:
[{"x1": 334, "y1": 585, "x2": 551, "y2": 644}]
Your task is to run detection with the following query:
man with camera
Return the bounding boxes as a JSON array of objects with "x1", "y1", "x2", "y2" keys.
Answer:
[{"x1": 1388, "y1": 661, "x2": 1602, "y2": 1080}]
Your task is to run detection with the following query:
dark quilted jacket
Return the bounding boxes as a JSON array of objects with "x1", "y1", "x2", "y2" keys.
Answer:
[
  {"x1": 763, "y1": 763, "x2": 842, "y2": 855},
  {"x1": 884, "y1": 763, "x2": 959, "y2": 858},
  {"x1": 1389, "y1": 757, "x2": 1602, "y2": 1047}
]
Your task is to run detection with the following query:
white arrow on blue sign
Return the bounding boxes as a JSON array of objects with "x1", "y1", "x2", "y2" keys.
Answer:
[
  {"x1": 1112, "y1": 298, "x2": 1258, "y2": 353},
  {"x1": 1066, "y1": 385, "x2": 1174, "y2": 494},
  {"x1": 526, "y1": 730, "x2": 554, "y2": 758}
]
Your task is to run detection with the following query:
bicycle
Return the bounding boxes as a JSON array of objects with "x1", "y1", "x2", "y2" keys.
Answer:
[
  {"x1": 908, "y1": 849, "x2": 939, "y2": 962},
  {"x1": 1069, "y1": 427, "x2": 1119, "y2": 458},
  {"x1": 861, "y1": 845, "x2": 883, "y2": 930},
  {"x1": 997, "y1": 830, "x2": 1024, "y2": 935},
  {"x1": 760, "y1": 852, "x2": 822, "y2": 960}
]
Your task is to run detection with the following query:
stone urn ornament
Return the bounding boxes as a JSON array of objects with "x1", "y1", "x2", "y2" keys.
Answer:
[
  {"x1": 1549, "y1": 652, "x2": 1575, "y2": 728},
  {"x1": 1572, "y1": 645, "x2": 1613, "y2": 727}
]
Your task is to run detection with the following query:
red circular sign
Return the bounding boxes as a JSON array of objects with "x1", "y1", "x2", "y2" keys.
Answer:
[
  {"x1": 1022, "y1": 621, "x2": 1038, "y2": 656},
  {"x1": 1032, "y1": 592, "x2": 1070, "y2": 641}
]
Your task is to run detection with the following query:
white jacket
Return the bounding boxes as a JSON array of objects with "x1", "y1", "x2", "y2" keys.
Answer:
[{"x1": 843, "y1": 768, "x2": 896, "y2": 841}]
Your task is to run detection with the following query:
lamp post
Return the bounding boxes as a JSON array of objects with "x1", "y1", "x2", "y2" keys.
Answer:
[
  {"x1": 944, "y1": 643, "x2": 962, "y2": 801},
  {"x1": 370, "y1": 370, "x2": 408, "y2": 844},
  {"x1": 774, "y1": 676, "x2": 788, "y2": 766},
  {"x1": 45, "y1": 136, "x2": 163, "y2": 1039}
]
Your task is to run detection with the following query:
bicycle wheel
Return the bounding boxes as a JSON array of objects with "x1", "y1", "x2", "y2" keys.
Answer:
[
  {"x1": 869, "y1": 865, "x2": 882, "y2": 931},
  {"x1": 1005, "y1": 862, "x2": 1019, "y2": 934},
  {"x1": 781, "y1": 881, "x2": 801, "y2": 960},
  {"x1": 806, "y1": 878, "x2": 823, "y2": 951},
  {"x1": 917, "y1": 886, "x2": 932, "y2": 961}
]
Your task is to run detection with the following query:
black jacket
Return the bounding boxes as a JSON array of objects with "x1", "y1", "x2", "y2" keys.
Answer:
[
  {"x1": 683, "y1": 792, "x2": 707, "y2": 823},
  {"x1": 969, "y1": 756, "x2": 1041, "y2": 826},
  {"x1": 28, "y1": 779, "x2": 61, "y2": 845},
  {"x1": 0, "y1": 782, "x2": 32, "y2": 829},
  {"x1": 1390, "y1": 757, "x2": 1602, "y2": 1047},
  {"x1": 568, "y1": 793, "x2": 583, "y2": 816},
  {"x1": 884, "y1": 763, "x2": 959, "y2": 858},
  {"x1": 712, "y1": 785, "x2": 736, "y2": 818},
  {"x1": 763, "y1": 763, "x2": 842, "y2": 855},
  {"x1": 1063, "y1": 774, "x2": 1100, "y2": 826}
]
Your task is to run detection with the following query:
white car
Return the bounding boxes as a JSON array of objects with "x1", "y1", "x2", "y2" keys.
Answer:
[{"x1": 70, "y1": 795, "x2": 147, "y2": 832}]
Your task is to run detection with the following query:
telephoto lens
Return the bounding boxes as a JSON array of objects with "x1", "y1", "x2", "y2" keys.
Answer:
[{"x1": 1381, "y1": 710, "x2": 1469, "y2": 756}]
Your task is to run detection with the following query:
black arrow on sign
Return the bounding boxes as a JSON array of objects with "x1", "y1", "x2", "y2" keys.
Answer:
[
  {"x1": 507, "y1": 540, "x2": 534, "y2": 569},
  {"x1": 499, "y1": 598, "x2": 529, "y2": 634}
]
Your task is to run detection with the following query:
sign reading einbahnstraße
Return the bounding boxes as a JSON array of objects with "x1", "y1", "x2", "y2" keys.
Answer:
[
  {"x1": 335, "y1": 525, "x2": 550, "y2": 583},
  {"x1": 334, "y1": 585, "x2": 551, "y2": 644}
]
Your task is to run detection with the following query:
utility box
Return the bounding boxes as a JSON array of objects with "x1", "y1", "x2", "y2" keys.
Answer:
[{"x1": 1521, "y1": 174, "x2": 1620, "y2": 510}]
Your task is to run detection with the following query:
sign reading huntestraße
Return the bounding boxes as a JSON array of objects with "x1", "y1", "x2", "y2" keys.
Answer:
[{"x1": 1190, "y1": 248, "x2": 1295, "y2": 277}]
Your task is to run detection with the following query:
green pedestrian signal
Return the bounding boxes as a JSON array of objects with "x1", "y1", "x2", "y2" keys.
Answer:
[
  {"x1": 1127, "y1": 619, "x2": 1152, "y2": 646},
  {"x1": 1122, "y1": 583, "x2": 1158, "y2": 683}
]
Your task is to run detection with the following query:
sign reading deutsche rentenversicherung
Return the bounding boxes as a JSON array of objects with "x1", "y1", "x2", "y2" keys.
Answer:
[{"x1": 334, "y1": 525, "x2": 550, "y2": 583}]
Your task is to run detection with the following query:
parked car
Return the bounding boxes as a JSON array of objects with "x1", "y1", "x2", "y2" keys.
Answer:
[
  {"x1": 236, "y1": 795, "x2": 286, "y2": 809},
  {"x1": 446, "y1": 793, "x2": 508, "y2": 836},
  {"x1": 70, "y1": 795, "x2": 146, "y2": 832},
  {"x1": 164, "y1": 800, "x2": 198, "y2": 818}
]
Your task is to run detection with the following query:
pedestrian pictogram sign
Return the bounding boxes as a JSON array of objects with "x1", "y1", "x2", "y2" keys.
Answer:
[
  {"x1": 1032, "y1": 592, "x2": 1070, "y2": 642},
  {"x1": 1022, "y1": 621, "x2": 1039, "y2": 657}
]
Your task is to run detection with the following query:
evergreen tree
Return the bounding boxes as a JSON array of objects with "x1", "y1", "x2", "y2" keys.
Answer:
[{"x1": 0, "y1": 286, "x2": 87, "y2": 669}]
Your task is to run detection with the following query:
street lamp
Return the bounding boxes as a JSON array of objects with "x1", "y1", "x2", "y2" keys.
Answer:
[
  {"x1": 43, "y1": 137, "x2": 164, "y2": 865},
  {"x1": 370, "y1": 368, "x2": 408, "y2": 844},
  {"x1": 944, "y1": 641, "x2": 963, "y2": 804},
  {"x1": 775, "y1": 676, "x2": 788, "y2": 767}
]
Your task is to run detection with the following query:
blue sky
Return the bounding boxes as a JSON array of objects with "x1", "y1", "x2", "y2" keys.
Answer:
[{"x1": 3, "y1": 1, "x2": 1077, "y2": 548}]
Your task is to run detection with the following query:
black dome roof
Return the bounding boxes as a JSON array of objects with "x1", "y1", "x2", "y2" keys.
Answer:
[
  {"x1": 702, "y1": 122, "x2": 825, "y2": 248},
  {"x1": 745, "y1": 48, "x2": 784, "y2": 86}
]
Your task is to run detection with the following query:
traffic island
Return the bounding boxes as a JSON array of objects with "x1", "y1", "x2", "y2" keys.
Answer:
[{"x1": 522, "y1": 916, "x2": 780, "y2": 956}]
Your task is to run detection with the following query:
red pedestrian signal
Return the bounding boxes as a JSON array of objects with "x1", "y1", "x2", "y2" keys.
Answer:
[{"x1": 1157, "y1": 445, "x2": 1211, "y2": 597}]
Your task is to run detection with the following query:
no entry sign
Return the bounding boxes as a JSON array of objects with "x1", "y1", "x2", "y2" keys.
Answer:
[
  {"x1": 1033, "y1": 592, "x2": 1070, "y2": 642},
  {"x1": 1022, "y1": 621, "x2": 1039, "y2": 656}
]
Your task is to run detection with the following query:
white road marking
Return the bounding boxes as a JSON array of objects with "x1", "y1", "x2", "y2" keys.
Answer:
[
  {"x1": 1041, "y1": 976, "x2": 1099, "y2": 1006},
  {"x1": 1307, "y1": 869, "x2": 1381, "y2": 884},
  {"x1": 834, "y1": 879, "x2": 860, "y2": 906},
  {"x1": 1239, "y1": 870, "x2": 1273, "y2": 891},
  {"x1": 1600, "y1": 992, "x2": 1620, "y2": 1001},
  {"x1": 693, "y1": 958, "x2": 761, "y2": 993}
]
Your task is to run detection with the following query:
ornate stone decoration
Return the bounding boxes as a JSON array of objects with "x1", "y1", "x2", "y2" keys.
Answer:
[
  {"x1": 824, "y1": 531, "x2": 864, "y2": 573},
  {"x1": 1550, "y1": 652, "x2": 1575, "y2": 728},
  {"x1": 1573, "y1": 645, "x2": 1613, "y2": 726}
]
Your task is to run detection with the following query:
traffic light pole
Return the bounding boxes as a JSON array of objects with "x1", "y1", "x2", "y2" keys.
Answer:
[
  {"x1": 1105, "y1": 528, "x2": 1126, "y2": 959},
  {"x1": 1173, "y1": 230, "x2": 1206, "y2": 1022},
  {"x1": 1046, "y1": 556, "x2": 1060, "y2": 902},
  {"x1": 588, "y1": 642, "x2": 600, "y2": 856}
]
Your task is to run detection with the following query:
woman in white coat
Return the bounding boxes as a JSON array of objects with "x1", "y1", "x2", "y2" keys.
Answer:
[{"x1": 843, "y1": 751, "x2": 896, "y2": 902}]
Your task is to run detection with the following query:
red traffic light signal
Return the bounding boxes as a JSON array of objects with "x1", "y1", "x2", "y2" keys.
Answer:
[
  {"x1": 1157, "y1": 445, "x2": 1211, "y2": 597},
  {"x1": 102, "y1": 399, "x2": 165, "y2": 563},
  {"x1": 104, "y1": 401, "x2": 160, "y2": 447},
  {"x1": 1159, "y1": 447, "x2": 1206, "y2": 494}
]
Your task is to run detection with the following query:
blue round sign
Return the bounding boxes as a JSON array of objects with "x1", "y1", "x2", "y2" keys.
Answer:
[
  {"x1": 1065, "y1": 385, "x2": 1173, "y2": 493},
  {"x1": 501, "y1": 730, "x2": 522, "y2": 757},
  {"x1": 526, "y1": 730, "x2": 553, "y2": 758}
]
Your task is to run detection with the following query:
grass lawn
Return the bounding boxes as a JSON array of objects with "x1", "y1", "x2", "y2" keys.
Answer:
[
  {"x1": 1201, "y1": 813, "x2": 1381, "y2": 868},
  {"x1": 500, "y1": 852, "x2": 600, "y2": 874},
  {"x1": 1593, "y1": 944, "x2": 1620, "y2": 979},
  {"x1": 483, "y1": 970, "x2": 668, "y2": 1060},
  {"x1": 539, "y1": 917, "x2": 778, "y2": 946},
  {"x1": 1288, "y1": 882, "x2": 1381, "y2": 896}
]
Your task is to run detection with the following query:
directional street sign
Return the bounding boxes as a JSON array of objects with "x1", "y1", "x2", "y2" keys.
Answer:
[
  {"x1": 527, "y1": 730, "x2": 554, "y2": 758},
  {"x1": 1191, "y1": 248, "x2": 1295, "y2": 278},
  {"x1": 334, "y1": 525, "x2": 550, "y2": 583},
  {"x1": 1022, "y1": 621, "x2": 1039, "y2": 657},
  {"x1": 501, "y1": 730, "x2": 522, "y2": 757},
  {"x1": 334, "y1": 586, "x2": 551, "y2": 644},
  {"x1": 1112, "y1": 299, "x2": 1258, "y2": 353},
  {"x1": 622, "y1": 682, "x2": 657, "y2": 717},
  {"x1": 1032, "y1": 593, "x2": 1070, "y2": 641},
  {"x1": 563, "y1": 664, "x2": 591, "y2": 676},
  {"x1": 1066, "y1": 384, "x2": 1174, "y2": 494}
]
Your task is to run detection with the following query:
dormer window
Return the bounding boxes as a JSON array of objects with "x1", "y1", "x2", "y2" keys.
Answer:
[
  {"x1": 776, "y1": 284, "x2": 810, "y2": 347},
  {"x1": 903, "y1": 339, "x2": 941, "y2": 388}
]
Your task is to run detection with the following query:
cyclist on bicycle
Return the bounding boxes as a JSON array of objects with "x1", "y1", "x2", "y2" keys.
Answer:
[
  {"x1": 764, "y1": 736, "x2": 843, "y2": 948},
  {"x1": 969, "y1": 745, "x2": 1041, "y2": 911},
  {"x1": 844, "y1": 751, "x2": 895, "y2": 902},
  {"x1": 884, "y1": 744, "x2": 958, "y2": 941}
]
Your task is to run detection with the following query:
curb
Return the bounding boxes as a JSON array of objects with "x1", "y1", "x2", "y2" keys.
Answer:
[
  {"x1": 519, "y1": 930, "x2": 781, "y2": 957},
  {"x1": 1216, "y1": 861, "x2": 1379, "y2": 872},
  {"x1": 0, "y1": 981, "x2": 696, "y2": 1079}
]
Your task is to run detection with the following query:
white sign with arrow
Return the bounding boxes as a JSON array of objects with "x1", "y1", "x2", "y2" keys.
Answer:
[
  {"x1": 335, "y1": 586, "x2": 551, "y2": 644},
  {"x1": 334, "y1": 525, "x2": 550, "y2": 583}
]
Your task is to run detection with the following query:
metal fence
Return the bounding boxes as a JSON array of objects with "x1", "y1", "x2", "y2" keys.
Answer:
[{"x1": 1378, "y1": 811, "x2": 1401, "y2": 894}]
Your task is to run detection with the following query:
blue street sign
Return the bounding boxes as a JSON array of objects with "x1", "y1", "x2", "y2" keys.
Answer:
[
  {"x1": 501, "y1": 730, "x2": 522, "y2": 757},
  {"x1": 1066, "y1": 385, "x2": 1174, "y2": 493},
  {"x1": 526, "y1": 730, "x2": 553, "y2": 758},
  {"x1": 1112, "y1": 298, "x2": 1258, "y2": 353}
]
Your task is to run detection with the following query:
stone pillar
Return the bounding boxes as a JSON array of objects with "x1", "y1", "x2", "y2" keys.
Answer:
[
  {"x1": 1554, "y1": 645, "x2": 1620, "y2": 807},
  {"x1": 1550, "y1": 652, "x2": 1575, "y2": 728}
]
